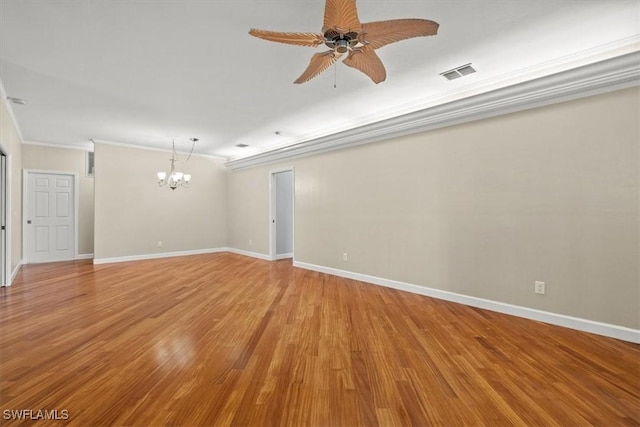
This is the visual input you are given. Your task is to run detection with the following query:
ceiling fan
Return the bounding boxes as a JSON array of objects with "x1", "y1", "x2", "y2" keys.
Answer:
[{"x1": 248, "y1": 0, "x2": 439, "y2": 84}]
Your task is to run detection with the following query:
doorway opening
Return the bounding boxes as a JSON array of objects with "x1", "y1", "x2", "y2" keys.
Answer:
[
  {"x1": 0, "y1": 150, "x2": 8, "y2": 285},
  {"x1": 269, "y1": 168, "x2": 294, "y2": 261},
  {"x1": 23, "y1": 170, "x2": 78, "y2": 264}
]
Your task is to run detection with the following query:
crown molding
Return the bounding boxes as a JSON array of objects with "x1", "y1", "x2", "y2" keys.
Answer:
[
  {"x1": 264, "y1": 36, "x2": 640, "y2": 150},
  {"x1": 226, "y1": 50, "x2": 640, "y2": 171},
  {"x1": 23, "y1": 140, "x2": 93, "y2": 152},
  {"x1": 91, "y1": 139, "x2": 227, "y2": 161}
]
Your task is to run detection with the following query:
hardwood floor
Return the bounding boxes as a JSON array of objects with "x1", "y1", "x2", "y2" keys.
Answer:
[{"x1": 1, "y1": 253, "x2": 638, "y2": 426}]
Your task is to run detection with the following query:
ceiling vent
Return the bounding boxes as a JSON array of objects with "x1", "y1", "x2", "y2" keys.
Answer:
[
  {"x1": 6, "y1": 96, "x2": 27, "y2": 105},
  {"x1": 440, "y1": 63, "x2": 476, "y2": 81},
  {"x1": 235, "y1": 143, "x2": 249, "y2": 148}
]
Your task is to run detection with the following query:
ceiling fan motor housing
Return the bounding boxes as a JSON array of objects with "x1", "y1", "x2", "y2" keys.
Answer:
[
  {"x1": 324, "y1": 30, "x2": 359, "y2": 53},
  {"x1": 248, "y1": 0, "x2": 439, "y2": 84}
]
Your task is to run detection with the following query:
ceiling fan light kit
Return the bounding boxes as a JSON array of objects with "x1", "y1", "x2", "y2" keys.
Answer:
[{"x1": 249, "y1": 0, "x2": 439, "y2": 84}]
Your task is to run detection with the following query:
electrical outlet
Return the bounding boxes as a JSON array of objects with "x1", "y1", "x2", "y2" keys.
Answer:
[
  {"x1": 249, "y1": 239, "x2": 252, "y2": 246},
  {"x1": 534, "y1": 281, "x2": 546, "y2": 295},
  {"x1": 157, "y1": 241, "x2": 163, "y2": 248},
  {"x1": 343, "y1": 253, "x2": 348, "y2": 262}
]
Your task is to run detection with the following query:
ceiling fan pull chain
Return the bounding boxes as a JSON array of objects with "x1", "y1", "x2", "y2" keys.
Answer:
[{"x1": 334, "y1": 61, "x2": 337, "y2": 89}]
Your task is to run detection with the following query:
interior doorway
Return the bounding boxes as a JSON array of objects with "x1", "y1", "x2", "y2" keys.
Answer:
[
  {"x1": 23, "y1": 170, "x2": 78, "y2": 264},
  {"x1": 269, "y1": 168, "x2": 294, "y2": 261},
  {"x1": 0, "y1": 150, "x2": 7, "y2": 285}
]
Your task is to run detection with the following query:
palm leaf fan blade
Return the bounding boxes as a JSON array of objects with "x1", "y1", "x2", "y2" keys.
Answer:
[
  {"x1": 360, "y1": 19, "x2": 439, "y2": 50},
  {"x1": 343, "y1": 47, "x2": 386, "y2": 84},
  {"x1": 248, "y1": 29, "x2": 324, "y2": 47},
  {"x1": 323, "y1": 0, "x2": 361, "y2": 33},
  {"x1": 294, "y1": 51, "x2": 341, "y2": 84}
]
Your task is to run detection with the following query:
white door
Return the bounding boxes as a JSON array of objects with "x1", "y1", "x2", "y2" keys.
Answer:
[{"x1": 26, "y1": 172, "x2": 76, "y2": 263}]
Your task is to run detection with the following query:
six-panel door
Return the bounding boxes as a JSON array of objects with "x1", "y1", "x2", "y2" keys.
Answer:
[{"x1": 26, "y1": 172, "x2": 75, "y2": 263}]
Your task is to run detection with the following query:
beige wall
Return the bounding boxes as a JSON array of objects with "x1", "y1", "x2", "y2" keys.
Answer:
[
  {"x1": 227, "y1": 165, "x2": 270, "y2": 255},
  {"x1": 228, "y1": 87, "x2": 640, "y2": 329},
  {"x1": 22, "y1": 144, "x2": 94, "y2": 255},
  {"x1": 94, "y1": 143, "x2": 227, "y2": 260},
  {"x1": 0, "y1": 99, "x2": 23, "y2": 276}
]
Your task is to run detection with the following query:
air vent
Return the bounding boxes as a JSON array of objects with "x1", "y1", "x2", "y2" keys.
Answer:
[
  {"x1": 235, "y1": 144, "x2": 249, "y2": 148},
  {"x1": 7, "y1": 96, "x2": 27, "y2": 105},
  {"x1": 440, "y1": 63, "x2": 476, "y2": 81}
]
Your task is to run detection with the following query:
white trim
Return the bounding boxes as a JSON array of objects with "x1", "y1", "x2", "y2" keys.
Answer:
[
  {"x1": 227, "y1": 247, "x2": 272, "y2": 261},
  {"x1": 9, "y1": 260, "x2": 23, "y2": 284},
  {"x1": 22, "y1": 169, "x2": 79, "y2": 264},
  {"x1": 73, "y1": 173, "x2": 79, "y2": 259},
  {"x1": 5, "y1": 154, "x2": 11, "y2": 286},
  {"x1": 293, "y1": 261, "x2": 640, "y2": 344},
  {"x1": 275, "y1": 253, "x2": 293, "y2": 260},
  {"x1": 92, "y1": 139, "x2": 227, "y2": 161},
  {"x1": 23, "y1": 140, "x2": 94, "y2": 152},
  {"x1": 463, "y1": 35, "x2": 639, "y2": 98},
  {"x1": 76, "y1": 253, "x2": 94, "y2": 260},
  {"x1": 0, "y1": 147, "x2": 11, "y2": 286},
  {"x1": 226, "y1": 51, "x2": 640, "y2": 170},
  {"x1": 93, "y1": 247, "x2": 227, "y2": 265},
  {"x1": 0, "y1": 107, "x2": 14, "y2": 286}
]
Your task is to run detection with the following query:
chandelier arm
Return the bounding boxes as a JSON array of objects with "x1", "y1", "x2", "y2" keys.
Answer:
[{"x1": 157, "y1": 137, "x2": 196, "y2": 190}]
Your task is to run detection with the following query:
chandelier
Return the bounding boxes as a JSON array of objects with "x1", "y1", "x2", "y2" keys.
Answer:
[{"x1": 157, "y1": 138, "x2": 197, "y2": 190}]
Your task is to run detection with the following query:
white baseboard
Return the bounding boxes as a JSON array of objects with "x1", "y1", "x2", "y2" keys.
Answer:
[
  {"x1": 227, "y1": 248, "x2": 272, "y2": 261},
  {"x1": 275, "y1": 253, "x2": 293, "y2": 260},
  {"x1": 293, "y1": 261, "x2": 640, "y2": 344},
  {"x1": 76, "y1": 253, "x2": 94, "y2": 260},
  {"x1": 7, "y1": 260, "x2": 24, "y2": 285},
  {"x1": 93, "y1": 248, "x2": 227, "y2": 265}
]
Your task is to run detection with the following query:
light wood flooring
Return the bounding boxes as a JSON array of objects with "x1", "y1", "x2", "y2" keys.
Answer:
[{"x1": 1, "y1": 253, "x2": 638, "y2": 426}]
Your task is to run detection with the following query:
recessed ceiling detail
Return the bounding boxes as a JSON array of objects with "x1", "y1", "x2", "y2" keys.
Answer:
[
  {"x1": 226, "y1": 52, "x2": 640, "y2": 170},
  {"x1": 0, "y1": 1, "x2": 636, "y2": 159},
  {"x1": 440, "y1": 64, "x2": 476, "y2": 81}
]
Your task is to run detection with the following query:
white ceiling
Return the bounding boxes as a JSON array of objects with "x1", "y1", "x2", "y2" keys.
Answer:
[{"x1": 1, "y1": 0, "x2": 638, "y2": 160}]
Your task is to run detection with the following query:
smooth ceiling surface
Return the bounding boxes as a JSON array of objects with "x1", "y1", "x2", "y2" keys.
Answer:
[{"x1": 0, "y1": 1, "x2": 638, "y2": 159}]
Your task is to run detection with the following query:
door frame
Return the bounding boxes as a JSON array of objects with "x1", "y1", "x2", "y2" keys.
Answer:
[
  {"x1": 22, "y1": 169, "x2": 79, "y2": 264},
  {"x1": 0, "y1": 144, "x2": 10, "y2": 286},
  {"x1": 269, "y1": 167, "x2": 294, "y2": 261}
]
